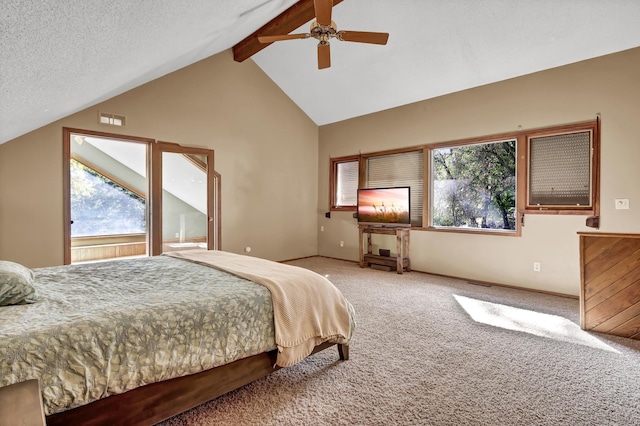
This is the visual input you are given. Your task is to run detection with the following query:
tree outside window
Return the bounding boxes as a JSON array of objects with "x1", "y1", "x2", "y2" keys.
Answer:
[
  {"x1": 431, "y1": 139, "x2": 516, "y2": 231},
  {"x1": 71, "y1": 159, "x2": 146, "y2": 237}
]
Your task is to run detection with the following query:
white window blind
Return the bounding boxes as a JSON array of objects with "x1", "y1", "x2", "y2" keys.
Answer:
[
  {"x1": 335, "y1": 160, "x2": 359, "y2": 207},
  {"x1": 366, "y1": 150, "x2": 423, "y2": 226}
]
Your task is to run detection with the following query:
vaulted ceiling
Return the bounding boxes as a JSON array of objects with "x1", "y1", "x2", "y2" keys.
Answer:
[{"x1": 2, "y1": 0, "x2": 640, "y2": 145}]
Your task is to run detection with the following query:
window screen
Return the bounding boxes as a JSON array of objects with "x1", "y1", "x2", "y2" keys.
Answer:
[
  {"x1": 529, "y1": 131, "x2": 591, "y2": 206},
  {"x1": 366, "y1": 150, "x2": 423, "y2": 226}
]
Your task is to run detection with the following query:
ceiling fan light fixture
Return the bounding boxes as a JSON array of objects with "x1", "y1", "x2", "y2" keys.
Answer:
[
  {"x1": 257, "y1": 1, "x2": 389, "y2": 69},
  {"x1": 310, "y1": 20, "x2": 337, "y2": 41}
]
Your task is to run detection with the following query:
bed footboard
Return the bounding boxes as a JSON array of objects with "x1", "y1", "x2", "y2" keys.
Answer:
[{"x1": 46, "y1": 342, "x2": 348, "y2": 426}]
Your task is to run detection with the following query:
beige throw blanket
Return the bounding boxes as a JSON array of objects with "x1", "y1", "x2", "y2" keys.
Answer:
[{"x1": 166, "y1": 250, "x2": 353, "y2": 367}]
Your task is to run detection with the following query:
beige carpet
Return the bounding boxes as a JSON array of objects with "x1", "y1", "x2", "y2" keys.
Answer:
[{"x1": 159, "y1": 257, "x2": 640, "y2": 425}]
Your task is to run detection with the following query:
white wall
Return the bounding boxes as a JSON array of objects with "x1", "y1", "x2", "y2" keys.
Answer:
[
  {"x1": 318, "y1": 47, "x2": 640, "y2": 296},
  {"x1": 0, "y1": 50, "x2": 319, "y2": 267}
]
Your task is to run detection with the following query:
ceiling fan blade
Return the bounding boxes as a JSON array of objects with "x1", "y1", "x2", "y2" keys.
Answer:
[
  {"x1": 258, "y1": 33, "x2": 309, "y2": 43},
  {"x1": 318, "y1": 43, "x2": 331, "y2": 69},
  {"x1": 338, "y1": 31, "x2": 389, "y2": 45},
  {"x1": 314, "y1": 0, "x2": 333, "y2": 27}
]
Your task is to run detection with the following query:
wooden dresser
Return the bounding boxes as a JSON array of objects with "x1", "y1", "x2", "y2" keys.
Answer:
[{"x1": 578, "y1": 232, "x2": 640, "y2": 340}]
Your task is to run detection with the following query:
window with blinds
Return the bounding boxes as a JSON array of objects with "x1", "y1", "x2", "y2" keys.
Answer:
[
  {"x1": 365, "y1": 150, "x2": 424, "y2": 227},
  {"x1": 328, "y1": 120, "x2": 598, "y2": 234},
  {"x1": 330, "y1": 156, "x2": 359, "y2": 210},
  {"x1": 528, "y1": 131, "x2": 592, "y2": 207}
]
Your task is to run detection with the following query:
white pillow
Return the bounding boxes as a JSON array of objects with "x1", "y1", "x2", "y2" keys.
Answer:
[{"x1": 0, "y1": 260, "x2": 38, "y2": 306}]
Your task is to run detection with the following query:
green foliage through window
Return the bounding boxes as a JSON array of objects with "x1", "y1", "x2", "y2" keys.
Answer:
[
  {"x1": 431, "y1": 139, "x2": 516, "y2": 231},
  {"x1": 71, "y1": 159, "x2": 146, "y2": 237}
]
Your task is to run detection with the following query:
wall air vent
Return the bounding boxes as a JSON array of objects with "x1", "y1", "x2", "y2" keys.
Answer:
[{"x1": 99, "y1": 112, "x2": 126, "y2": 127}]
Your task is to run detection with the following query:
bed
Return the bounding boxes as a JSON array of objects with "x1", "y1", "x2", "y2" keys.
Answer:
[{"x1": 0, "y1": 250, "x2": 355, "y2": 425}]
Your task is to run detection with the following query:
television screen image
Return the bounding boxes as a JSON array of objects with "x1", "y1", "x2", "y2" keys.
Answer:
[{"x1": 357, "y1": 187, "x2": 411, "y2": 227}]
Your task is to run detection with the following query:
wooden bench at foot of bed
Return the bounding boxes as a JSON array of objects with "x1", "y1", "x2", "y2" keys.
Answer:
[{"x1": 46, "y1": 342, "x2": 349, "y2": 426}]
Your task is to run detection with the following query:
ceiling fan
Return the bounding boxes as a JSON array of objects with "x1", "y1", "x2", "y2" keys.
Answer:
[{"x1": 257, "y1": 0, "x2": 389, "y2": 69}]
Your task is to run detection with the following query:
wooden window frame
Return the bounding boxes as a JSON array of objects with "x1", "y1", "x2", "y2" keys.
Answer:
[
  {"x1": 329, "y1": 118, "x2": 600, "y2": 235},
  {"x1": 521, "y1": 120, "x2": 600, "y2": 217},
  {"x1": 426, "y1": 134, "x2": 521, "y2": 236},
  {"x1": 360, "y1": 147, "x2": 426, "y2": 228}
]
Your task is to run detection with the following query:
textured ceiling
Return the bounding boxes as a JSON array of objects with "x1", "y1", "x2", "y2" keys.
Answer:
[
  {"x1": 2, "y1": 0, "x2": 640, "y2": 145},
  {"x1": 0, "y1": 0, "x2": 299, "y2": 144}
]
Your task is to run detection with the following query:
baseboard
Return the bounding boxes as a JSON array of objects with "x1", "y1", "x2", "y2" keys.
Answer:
[
  {"x1": 423, "y1": 270, "x2": 578, "y2": 299},
  {"x1": 307, "y1": 255, "x2": 578, "y2": 300}
]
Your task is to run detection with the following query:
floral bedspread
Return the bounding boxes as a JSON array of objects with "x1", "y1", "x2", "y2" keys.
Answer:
[{"x1": 0, "y1": 255, "x2": 277, "y2": 415}]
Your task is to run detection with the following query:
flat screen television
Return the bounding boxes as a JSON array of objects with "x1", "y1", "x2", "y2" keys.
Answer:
[{"x1": 357, "y1": 186, "x2": 411, "y2": 227}]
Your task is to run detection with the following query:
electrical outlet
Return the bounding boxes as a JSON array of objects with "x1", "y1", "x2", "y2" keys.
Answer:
[
  {"x1": 615, "y1": 198, "x2": 630, "y2": 209},
  {"x1": 339, "y1": 241, "x2": 344, "y2": 247},
  {"x1": 320, "y1": 226, "x2": 324, "y2": 232},
  {"x1": 533, "y1": 262, "x2": 541, "y2": 272}
]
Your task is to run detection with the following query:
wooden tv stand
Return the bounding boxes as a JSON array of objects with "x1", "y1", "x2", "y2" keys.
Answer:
[{"x1": 359, "y1": 225, "x2": 410, "y2": 274}]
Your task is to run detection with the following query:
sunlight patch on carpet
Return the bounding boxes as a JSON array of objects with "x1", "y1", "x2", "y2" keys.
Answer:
[{"x1": 454, "y1": 295, "x2": 619, "y2": 353}]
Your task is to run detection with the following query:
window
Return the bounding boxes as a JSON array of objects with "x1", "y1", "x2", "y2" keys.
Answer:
[
  {"x1": 526, "y1": 124, "x2": 597, "y2": 212},
  {"x1": 64, "y1": 128, "x2": 220, "y2": 265},
  {"x1": 364, "y1": 150, "x2": 424, "y2": 227},
  {"x1": 330, "y1": 156, "x2": 359, "y2": 210},
  {"x1": 328, "y1": 119, "x2": 599, "y2": 234},
  {"x1": 430, "y1": 139, "x2": 517, "y2": 232}
]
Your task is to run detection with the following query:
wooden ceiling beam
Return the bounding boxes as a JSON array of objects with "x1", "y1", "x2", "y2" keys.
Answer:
[{"x1": 233, "y1": 0, "x2": 344, "y2": 63}]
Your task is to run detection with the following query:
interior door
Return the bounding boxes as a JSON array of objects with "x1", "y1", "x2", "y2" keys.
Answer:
[{"x1": 151, "y1": 142, "x2": 217, "y2": 255}]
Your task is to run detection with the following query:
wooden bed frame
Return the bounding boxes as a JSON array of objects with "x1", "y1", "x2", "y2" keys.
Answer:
[{"x1": 46, "y1": 342, "x2": 348, "y2": 426}]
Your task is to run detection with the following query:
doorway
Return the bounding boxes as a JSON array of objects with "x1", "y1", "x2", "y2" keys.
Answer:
[
  {"x1": 151, "y1": 141, "x2": 219, "y2": 255},
  {"x1": 63, "y1": 129, "x2": 220, "y2": 264}
]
